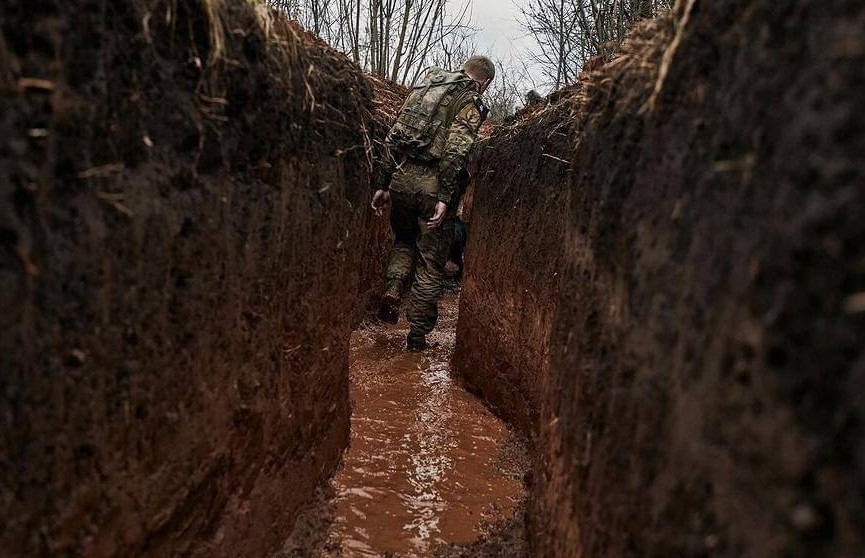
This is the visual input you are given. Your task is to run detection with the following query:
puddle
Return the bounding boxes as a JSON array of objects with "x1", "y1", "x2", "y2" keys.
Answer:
[{"x1": 280, "y1": 293, "x2": 527, "y2": 557}]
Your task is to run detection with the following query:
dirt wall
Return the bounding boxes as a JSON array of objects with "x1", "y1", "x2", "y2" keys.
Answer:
[
  {"x1": 357, "y1": 75, "x2": 405, "y2": 320},
  {"x1": 453, "y1": 98, "x2": 579, "y2": 436},
  {"x1": 457, "y1": 1, "x2": 865, "y2": 556},
  {"x1": 0, "y1": 1, "x2": 388, "y2": 556}
]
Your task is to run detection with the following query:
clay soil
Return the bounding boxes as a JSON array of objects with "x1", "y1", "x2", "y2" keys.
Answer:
[
  {"x1": 454, "y1": 78, "x2": 581, "y2": 439},
  {"x1": 278, "y1": 294, "x2": 529, "y2": 558},
  {"x1": 0, "y1": 1, "x2": 395, "y2": 556},
  {"x1": 3, "y1": 0, "x2": 865, "y2": 557},
  {"x1": 455, "y1": 2, "x2": 865, "y2": 557}
]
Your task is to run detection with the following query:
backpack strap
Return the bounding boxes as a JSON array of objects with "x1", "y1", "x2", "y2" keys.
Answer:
[{"x1": 410, "y1": 77, "x2": 472, "y2": 91}]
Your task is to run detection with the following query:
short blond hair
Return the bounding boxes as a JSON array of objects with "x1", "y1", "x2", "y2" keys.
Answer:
[{"x1": 463, "y1": 55, "x2": 496, "y2": 81}]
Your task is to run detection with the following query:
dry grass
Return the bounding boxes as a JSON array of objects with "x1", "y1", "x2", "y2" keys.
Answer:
[
  {"x1": 646, "y1": 0, "x2": 698, "y2": 113},
  {"x1": 200, "y1": 0, "x2": 226, "y2": 64},
  {"x1": 583, "y1": 10, "x2": 677, "y2": 113},
  {"x1": 489, "y1": 9, "x2": 677, "y2": 145},
  {"x1": 238, "y1": 1, "x2": 407, "y2": 185},
  {"x1": 250, "y1": 1, "x2": 296, "y2": 56}
]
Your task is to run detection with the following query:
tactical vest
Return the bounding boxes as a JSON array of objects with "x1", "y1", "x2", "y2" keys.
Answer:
[{"x1": 387, "y1": 67, "x2": 475, "y2": 161}]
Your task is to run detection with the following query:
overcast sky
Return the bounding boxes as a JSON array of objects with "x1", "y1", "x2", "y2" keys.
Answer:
[
  {"x1": 466, "y1": 0, "x2": 544, "y2": 91},
  {"x1": 470, "y1": 0, "x2": 528, "y2": 58}
]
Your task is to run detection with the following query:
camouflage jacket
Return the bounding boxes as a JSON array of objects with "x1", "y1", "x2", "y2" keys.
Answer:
[
  {"x1": 435, "y1": 81, "x2": 488, "y2": 206},
  {"x1": 379, "y1": 74, "x2": 488, "y2": 207}
]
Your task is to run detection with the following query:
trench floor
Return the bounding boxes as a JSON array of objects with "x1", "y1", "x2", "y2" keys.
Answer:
[{"x1": 280, "y1": 292, "x2": 528, "y2": 557}]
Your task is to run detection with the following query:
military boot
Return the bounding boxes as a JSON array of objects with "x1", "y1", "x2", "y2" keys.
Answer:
[
  {"x1": 406, "y1": 331, "x2": 428, "y2": 351},
  {"x1": 378, "y1": 281, "x2": 402, "y2": 324}
]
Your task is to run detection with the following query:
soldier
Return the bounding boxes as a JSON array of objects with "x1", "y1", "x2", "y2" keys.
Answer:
[
  {"x1": 371, "y1": 55, "x2": 495, "y2": 350},
  {"x1": 524, "y1": 89, "x2": 544, "y2": 107}
]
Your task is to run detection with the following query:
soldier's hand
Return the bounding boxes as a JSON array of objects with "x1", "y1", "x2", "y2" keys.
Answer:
[
  {"x1": 427, "y1": 201, "x2": 447, "y2": 229},
  {"x1": 371, "y1": 189, "x2": 390, "y2": 217}
]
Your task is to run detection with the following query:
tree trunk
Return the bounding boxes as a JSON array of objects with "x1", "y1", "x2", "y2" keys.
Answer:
[{"x1": 391, "y1": 0, "x2": 413, "y2": 81}]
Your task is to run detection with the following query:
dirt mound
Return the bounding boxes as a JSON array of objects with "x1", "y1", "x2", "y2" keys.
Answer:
[
  {"x1": 456, "y1": 2, "x2": 864, "y2": 556},
  {"x1": 0, "y1": 1, "x2": 393, "y2": 556}
]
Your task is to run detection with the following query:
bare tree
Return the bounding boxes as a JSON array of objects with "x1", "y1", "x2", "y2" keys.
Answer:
[
  {"x1": 519, "y1": 0, "x2": 673, "y2": 89},
  {"x1": 429, "y1": 19, "x2": 477, "y2": 78},
  {"x1": 484, "y1": 59, "x2": 537, "y2": 122},
  {"x1": 519, "y1": 0, "x2": 582, "y2": 89},
  {"x1": 261, "y1": 0, "x2": 476, "y2": 86}
]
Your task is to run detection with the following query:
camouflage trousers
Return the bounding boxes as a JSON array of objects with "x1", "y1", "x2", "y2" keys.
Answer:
[{"x1": 386, "y1": 162, "x2": 455, "y2": 336}]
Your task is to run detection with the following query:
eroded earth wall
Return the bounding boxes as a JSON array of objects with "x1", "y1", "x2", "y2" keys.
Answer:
[
  {"x1": 458, "y1": 1, "x2": 865, "y2": 556},
  {"x1": 453, "y1": 101, "x2": 578, "y2": 436},
  {"x1": 0, "y1": 1, "x2": 388, "y2": 556}
]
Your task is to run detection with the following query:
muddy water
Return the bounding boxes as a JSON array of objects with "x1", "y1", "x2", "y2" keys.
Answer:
[{"x1": 303, "y1": 293, "x2": 527, "y2": 557}]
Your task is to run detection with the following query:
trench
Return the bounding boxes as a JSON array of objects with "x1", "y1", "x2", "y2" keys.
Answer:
[
  {"x1": 281, "y1": 292, "x2": 529, "y2": 557},
  {"x1": 1, "y1": 1, "x2": 540, "y2": 553},
  {"x1": 4, "y1": 1, "x2": 864, "y2": 557}
]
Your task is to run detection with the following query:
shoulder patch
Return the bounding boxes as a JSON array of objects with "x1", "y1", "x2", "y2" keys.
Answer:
[
  {"x1": 474, "y1": 97, "x2": 490, "y2": 122},
  {"x1": 464, "y1": 104, "x2": 482, "y2": 126}
]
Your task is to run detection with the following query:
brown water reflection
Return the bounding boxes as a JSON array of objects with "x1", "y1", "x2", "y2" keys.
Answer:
[{"x1": 326, "y1": 294, "x2": 525, "y2": 557}]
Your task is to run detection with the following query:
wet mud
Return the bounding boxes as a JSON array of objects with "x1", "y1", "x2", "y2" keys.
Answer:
[{"x1": 281, "y1": 293, "x2": 529, "y2": 557}]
